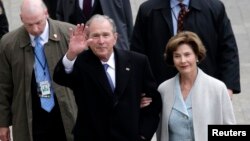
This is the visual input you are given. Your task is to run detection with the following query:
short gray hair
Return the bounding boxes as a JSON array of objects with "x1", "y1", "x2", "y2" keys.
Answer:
[{"x1": 85, "y1": 14, "x2": 117, "y2": 33}]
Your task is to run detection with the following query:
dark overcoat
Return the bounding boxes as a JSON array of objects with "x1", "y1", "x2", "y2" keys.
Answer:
[
  {"x1": 0, "y1": 19, "x2": 77, "y2": 141},
  {"x1": 56, "y1": 0, "x2": 133, "y2": 50},
  {"x1": 131, "y1": 0, "x2": 240, "y2": 93},
  {"x1": 54, "y1": 49, "x2": 162, "y2": 141}
]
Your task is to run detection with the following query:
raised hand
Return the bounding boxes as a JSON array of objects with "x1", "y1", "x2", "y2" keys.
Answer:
[{"x1": 66, "y1": 24, "x2": 92, "y2": 60}]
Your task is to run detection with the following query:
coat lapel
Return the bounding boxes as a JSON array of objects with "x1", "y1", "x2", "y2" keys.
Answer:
[
  {"x1": 158, "y1": 0, "x2": 174, "y2": 35},
  {"x1": 48, "y1": 19, "x2": 61, "y2": 41},
  {"x1": 83, "y1": 50, "x2": 114, "y2": 96},
  {"x1": 160, "y1": 77, "x2": 175, "y2": 137},
  {"x1": 113, "y1": 49, "x2": 131, "y2": 98},
  {"x1": 79, "y1": 49, "x2": 132, "y2": 99}
]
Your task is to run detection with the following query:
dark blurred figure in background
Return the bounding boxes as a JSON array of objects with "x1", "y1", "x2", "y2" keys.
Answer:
[
  {"x1": 131, "y1": 0, "x2": 240, "y2": 98},
  {"x1": 56, "y1": 0, "x2": 133, "y2": 50},
  {"x1": 0, "y1": 0, "x2": 8, "y2": 39},
  {"x1": 43, "y1": 0, "x2": 58, "y2": 19}
]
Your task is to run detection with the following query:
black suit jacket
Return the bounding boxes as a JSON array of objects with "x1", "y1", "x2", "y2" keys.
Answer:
[
  {"x1": 43, "y1": 0, "x2": 58, "y2": 19},
  {"x1": 53, "y1": 48, "x2": 162, "y2": 141},
  {"x1": 131, "y1": 0, "x2": 240, "y2": 93}
]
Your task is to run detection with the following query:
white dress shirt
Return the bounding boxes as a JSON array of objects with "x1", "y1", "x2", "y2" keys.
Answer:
[{"x1": 101, "y1": 53, "x2": 116, "y2": 88}]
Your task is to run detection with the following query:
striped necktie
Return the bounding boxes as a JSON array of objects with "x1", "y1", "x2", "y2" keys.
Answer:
[
  {"x1": 177, "y1": 3, "x2": 188, "y2": 32},
  {"x1": 34, "y1": 36, "x2": 55, "y2": 112}
]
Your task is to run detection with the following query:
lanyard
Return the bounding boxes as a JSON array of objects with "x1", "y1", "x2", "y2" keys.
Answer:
[{"x1": 33, "y1": 49, "x2": 48, "y2": 76}]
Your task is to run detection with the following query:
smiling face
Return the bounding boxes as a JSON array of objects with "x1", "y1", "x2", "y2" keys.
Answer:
[
  {"x1": 173, "y1": 43, "x2": 198, "y2": 76},
  {"x1": 87, "y1": 18, "x2": 117, "y2": 62}
]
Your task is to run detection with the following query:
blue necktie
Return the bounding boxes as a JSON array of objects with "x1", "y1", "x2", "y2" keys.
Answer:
[
  {"x1": 34, "y1": 36, "x2": 55, "y2": 112},
  {"x1": 103, "y1": 64, "x2": 115, "y2": 92}
]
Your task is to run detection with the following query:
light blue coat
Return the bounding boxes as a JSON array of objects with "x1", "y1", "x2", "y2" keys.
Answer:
[{"x1": 157, "y1": 68, "x2": 236, "y2": 141}]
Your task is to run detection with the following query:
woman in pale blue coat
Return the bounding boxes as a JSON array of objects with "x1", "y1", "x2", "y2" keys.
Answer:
[{"x1": 156, "y1": 31, "x2": 236, "y2": 141}]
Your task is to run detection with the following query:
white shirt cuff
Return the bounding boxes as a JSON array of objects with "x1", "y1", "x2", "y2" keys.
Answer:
[{"x1": 62, "y1": 54, "x2": 77, "y2": 74}]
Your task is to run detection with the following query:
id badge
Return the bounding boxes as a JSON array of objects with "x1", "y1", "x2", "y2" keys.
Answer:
[{"x1": 39, "y1": 81, "x2": 51, "y2": 98}]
